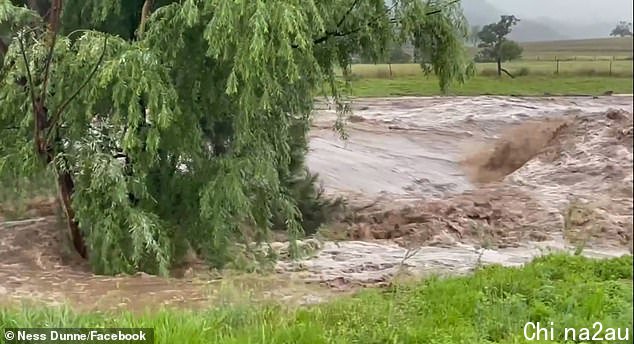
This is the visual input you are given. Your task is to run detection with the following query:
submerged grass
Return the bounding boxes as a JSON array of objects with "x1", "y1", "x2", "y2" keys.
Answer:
[{"x1": 1, "y1": 254, "x2": 632, "y2": 343}]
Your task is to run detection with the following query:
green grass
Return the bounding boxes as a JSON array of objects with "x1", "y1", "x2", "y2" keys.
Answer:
[
  {"x1": 348, "y1": 75, "x2": 633, "y2": 97},
  {"x1": 343, "y1": 60, "x2": 633, "y2": 97},
  {"x1": 1, "y1": 254, "x2": 632, "y2": 343}
]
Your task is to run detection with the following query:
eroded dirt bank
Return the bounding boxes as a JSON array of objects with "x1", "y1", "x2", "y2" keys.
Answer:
[{"x1": 1, "y1": 96, "x2": 632, "y2": 310}]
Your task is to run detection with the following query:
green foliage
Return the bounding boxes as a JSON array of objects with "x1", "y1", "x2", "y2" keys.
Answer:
[
  {"x1": 498, "y1": 40, "x2": 523, "y2": 61},
  {"x1": 0, "y1": 0, "x2": 473, "y2": 275},
  {"x1": 1, "y1": 254, "x2": 632, "y2": 343},
  {"x1": 610, "y1": 21, "x2": 633, "y2": 37},
  {"x1": 405, "y1": 0, "x2": 476, "y2": 91},
  {"x1": 476, "y1": 15, "x2": 521, "y2": 64}
]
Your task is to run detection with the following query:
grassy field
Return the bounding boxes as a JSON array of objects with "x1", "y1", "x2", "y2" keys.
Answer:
[
  {"x1": 343, "y1": 58, "x2": 633, "y2": 97},
  {"x1": 1, "y1": 254, "x2": 631, "y2": 343},
  {"x1": 465, "y1": 37, "x2": 633, "y2": 60},
  {"x1": 351, "y1": 37, "x2": 633, "y2": 97},
  {"x1": 350, "y1": 60, "x2": 633, "y2": 79},
  {"x1": 519, "y1": 37, "x2": 634, "y2": 60},
  {"x1": 345, "y1": 75, "x2": 633, "y2": 97}
]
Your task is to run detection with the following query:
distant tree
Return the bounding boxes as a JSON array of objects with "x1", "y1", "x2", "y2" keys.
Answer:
[
  {"x1": 498, "y1": 40, "x2": 522, "y2": 60},
  {"x1": 477, "y1": 15, "x2": 522, "y2": 77},
  {"x1": 389, "y1": 45, "x2": 412, "y2": 63},
  {"x1": 610, "y1": 21, "x2": 633, "y2": 37},
  {"x1": 469, "y1": 25, "x2": 481, "y2": 47}
]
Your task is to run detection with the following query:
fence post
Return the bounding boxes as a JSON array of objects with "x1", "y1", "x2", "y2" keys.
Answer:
[{"x1": 555, "y1": 57, "x2": 559, "y2": 75}]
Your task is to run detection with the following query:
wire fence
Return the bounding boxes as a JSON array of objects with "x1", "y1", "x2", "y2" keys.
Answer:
[{"x1": 349, "y1": 57, "x2": 633, "y2": 79}]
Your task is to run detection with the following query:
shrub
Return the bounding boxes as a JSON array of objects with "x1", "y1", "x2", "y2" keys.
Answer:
[{"x1": 517, "y1": 67, "x2": 530, "y2": 76}]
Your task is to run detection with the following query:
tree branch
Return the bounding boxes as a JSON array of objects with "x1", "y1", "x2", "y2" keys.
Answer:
[
  {"x1": 425, "y1": 0, "x2": 460, "y2": 15},
  {"x1": 17, "y1": 33, "x2": 40, "y2": 154},
  {"x1": 293, "y1": 0, "x2": 461, "y2": 48},
  {"x1": 500, "y1": 67, "x2": 515, "y2": 78},
  {"x1": 40, "y1": 0, "x2": 63, "y2": 106},
  {"x1": 336, "y1": 0, "x2": 360, "y2": 28},
  {"x1": 46, "y1": 35, "x2": 108, "y2": 144},
  {"x1": 137, "y1": 0, "x2": 155, "y2": 40}
]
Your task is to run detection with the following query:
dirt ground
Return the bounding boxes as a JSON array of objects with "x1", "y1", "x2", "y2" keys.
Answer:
[{"x1": 1, "y1": 95, "x2": 632, "y2": 310}]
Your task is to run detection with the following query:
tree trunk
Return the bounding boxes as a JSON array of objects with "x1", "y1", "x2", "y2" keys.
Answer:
[
  {"x1": 30, "y1": 0, "x2": 88, "y2": 259},
  {"x1": 497, "y1": 58, "x2": 502, "y2": 77},
  {"x1": 500, "y1": 67, "x2": 515, "y2": 79},
  {"x1": 56, "y1": 170, "x2": 87, "y2": 258},
  {"x1": 0, "y1": 39, "x2": 7, "y2": 56},
  {"x1": 137, "y1": 0, "x2": 155, "y2": 39}
]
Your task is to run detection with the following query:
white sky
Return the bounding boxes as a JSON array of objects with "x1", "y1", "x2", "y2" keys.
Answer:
[{"x1": 487, "y1": 0, "x2": 633, "y2": 23}]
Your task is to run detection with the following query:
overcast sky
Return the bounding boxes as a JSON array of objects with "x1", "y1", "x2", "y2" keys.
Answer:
[{"x1": 486, "y1": 0, "x2": 633, "y2": 23}]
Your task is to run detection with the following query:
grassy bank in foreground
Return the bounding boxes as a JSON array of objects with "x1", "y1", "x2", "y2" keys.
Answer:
[
  {"x1": 349, "y1": 76, "x2": 633, "y2": 97},
  {"x1": 1, "y1": 254, "x2": 632, "y2": 343}
]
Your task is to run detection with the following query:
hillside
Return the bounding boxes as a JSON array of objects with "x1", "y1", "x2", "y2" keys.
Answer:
[
  {"x1": 461, "y1": 0, "x2": 632, "y2": 41},
  {"x1": 520, "y1": 37, "x2": 634, "y2": 58}
]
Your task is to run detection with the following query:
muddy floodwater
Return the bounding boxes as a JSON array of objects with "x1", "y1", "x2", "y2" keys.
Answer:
[
  {"x1": 308, "y1": 95, "x2": 632, "y2": 200},
  {"x1": 1, "y1": 95, "x2": 632, "y2": 310}
]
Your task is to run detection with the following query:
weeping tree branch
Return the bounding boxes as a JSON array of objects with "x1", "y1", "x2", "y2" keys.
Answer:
[
  {"x1": 46, "y1": 35, "x2": 109, "y2": 144},
  {"x1": 425, "y1": 0, "x2": 460, "y2": 15},
  {"x1": 17, "y1": 32, "x2": 40, "y2": 154},
  {"x1": 293, "y1": 0, "x2": 462, "y2": 48},
  {"x1": 336, "y1": 0, "x2": 360, "y2": 28},
  {"x1": 16, "y1": 34, "x2": 37, "y2": 113}
]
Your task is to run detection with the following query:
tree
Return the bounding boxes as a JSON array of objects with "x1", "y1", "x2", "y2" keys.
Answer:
[
  {"x1": 469, "y1": 25, "x2": 481, "y2": 47},
  {"x1": 477, "y1": 15, "x2": 522, "y2": 77},
  {"x1": 610, "y1": 21, "x2": 633, "y2": 37},
  {"x1": 389, "y1": 45, "x2": 412, "y2": 63},
  {"x1": 0, "y1": 0, "x2": 473, "y2": 275}
]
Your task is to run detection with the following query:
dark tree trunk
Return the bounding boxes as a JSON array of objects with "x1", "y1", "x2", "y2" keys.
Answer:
[
  {"x1": 28, "y1": 0, "x2": 88, "y2": 259},
  {"x1": 497, "y1": 58, "x2": 502, "y2": 76},
  {"x1": 33, "y1": 103, "x2": 88, "y2": 259},
  {"x1": 500, "y1": 67, "x2": 515, "y2": 79},
  {"x1": 0, "y1": 39, "x2": 7, "y2": 56},
  {"x1": 56, "y1": 170, "x2": 87, "y2": 258}
]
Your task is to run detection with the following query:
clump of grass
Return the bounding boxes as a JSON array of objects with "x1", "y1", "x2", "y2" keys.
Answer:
[
  {"x1": 517, "y1": 67, "x2": 530, "y2": 76},
  {"x1": 1, "y1": 254, "x2": 631, "y2": 343},
  {"x1": 478, "y1": 68, "x2": 500, "y2": 77}
]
